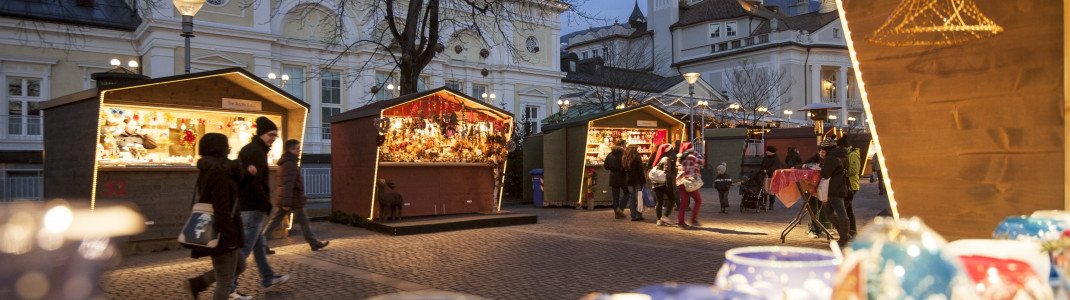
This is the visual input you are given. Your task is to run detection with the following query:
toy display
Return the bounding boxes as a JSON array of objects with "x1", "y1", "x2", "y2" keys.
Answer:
[{"x1": 378, "y1": 96, "x2": 510, "y2": 165}]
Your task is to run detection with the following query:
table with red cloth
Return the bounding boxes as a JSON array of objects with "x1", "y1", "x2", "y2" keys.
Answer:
[{"x1": 769, "y1": 169, "x2": 821, "y2": 208}]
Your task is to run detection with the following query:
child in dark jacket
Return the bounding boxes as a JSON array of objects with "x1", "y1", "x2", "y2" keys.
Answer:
[{"x1": 713, "y1": 162, "x2": 733, "y2": 213}]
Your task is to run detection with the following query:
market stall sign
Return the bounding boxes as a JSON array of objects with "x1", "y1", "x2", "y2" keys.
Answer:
[
  {"x1": 222, "y1": 98, "x2": 262, "y2": 111},
  {"x1": 636, "y1": 120, "x2": 658, "y2": 127}
]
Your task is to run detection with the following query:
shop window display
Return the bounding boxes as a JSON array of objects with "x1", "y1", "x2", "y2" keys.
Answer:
[
  {"x1": 584, "y1": 128, "x2": 667, "y2": 165},
  {"x1": 378, "y1": 94, "x2": 510, "y2": 165},
  {"x1": 97, "y1": 105, "x2": 284, "y2": 167}
]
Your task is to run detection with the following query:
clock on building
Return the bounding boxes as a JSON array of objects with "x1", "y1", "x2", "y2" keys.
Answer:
[
  {"x1": 206, "y1": 0, "x2": 228, "y2": 6},
  {"x1": 525, "y1": 36, "x2": 539, "y2": 53}
]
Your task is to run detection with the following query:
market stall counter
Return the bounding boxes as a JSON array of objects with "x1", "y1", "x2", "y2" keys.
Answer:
[
  {"x1": 41, "y1": 68, "x2": 309, "y2": 242},
  {"x1": 539, "y1": 103, "x2": 685, "y2": 209},
  {"x1": 329, "y1": 87, "x2": 514, "y2": 221}
]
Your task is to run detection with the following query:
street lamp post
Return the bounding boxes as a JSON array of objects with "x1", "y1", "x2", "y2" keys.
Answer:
[
  {"x1": 682, "y1": 72, "x2": 701, "y2": 146},
  {"x1": 267, "y1": 72, "x2": 290, "y2": 86},
  {"x1": 556, "y1": 99, "x2": 571, "y2": 113},
  {"x1": 173, "y1": 0, "x2": 207, "y2": 74}
]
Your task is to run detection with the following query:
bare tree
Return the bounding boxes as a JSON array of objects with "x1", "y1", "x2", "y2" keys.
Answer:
[
  {"x1": 562, "y1": 38, "x2": 671, "y2": 107},
  {"x1": 722, "y1": 59, "x2": 792, "y2": 127}
]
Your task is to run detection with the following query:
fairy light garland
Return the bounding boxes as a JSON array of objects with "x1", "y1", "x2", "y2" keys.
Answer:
[
  {"x1": 867, "y1": 0, "x2": 1003, "y2": 47},
  {"x1": 837, "y1": 0, "x2": 899, "y2": 221}
]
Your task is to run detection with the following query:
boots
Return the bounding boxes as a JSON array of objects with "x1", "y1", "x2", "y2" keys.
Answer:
[{"x1": 614, "y1": 209, "x2": 625, "y2": 219}]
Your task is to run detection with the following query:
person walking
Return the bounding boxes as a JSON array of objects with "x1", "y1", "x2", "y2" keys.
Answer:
[
  {"x1": 237, "y1": 117, "x2": 290, "y2": 290},
  {"x1": 785, "y1": 147, "x2": 802, "y2": 168},
  {"x1": 872, "y1": 156, "x2": 886, "y2": 195},
  {"x1": 184, "y1": 133, "x2": 252, "y2": 300},
  {"x1": 676, "y1": 150, "x2": 706, "y2": 229},
  {"x1": 603, "y1": 139, "x2": 628, "y2": 219},
  {"x1": 663, "y1": 141, "x2": 681, "y2": 211},
  {"x1": 713, "y1": 162, "x2": 732, "y2": 214},
  {"x1": 840, "y1": 138, "x2": 861, "y2": 236},
  {"x1": 760, "y1": 146, "x2": 782, "y2": 211},
  {"x1": 622, "y1": 144, "x2": 646, "y2": 221},
  {"x1": 819, "y1": 140, "x2": 853, "y2": 248},
  {"x1": 263, "y1": 139, "x2": 330, "y2": 253},
  {"x1": 650, "y1": 157, "x2": 675, "y2": 226}
]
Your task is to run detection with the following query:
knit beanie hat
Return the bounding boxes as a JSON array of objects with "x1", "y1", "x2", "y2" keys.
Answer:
[
  {"x1": 255, "y1": 116, "x2": 278, "y2": 136},
  {"x1": 198, "y1": 133, "x2": 230, "y2": 157},
  {"x1": 716, "y1": 162, "x2": 727, "y2": 174}
]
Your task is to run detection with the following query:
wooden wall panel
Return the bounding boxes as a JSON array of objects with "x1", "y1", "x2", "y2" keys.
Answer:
[
  {"x1": 43, "y1": 99, "x2": 99, "y2": 202},
  {"x1": 542, "y1": 129, "x2": 568, "y2": 206},
  {"x1": 330, "y1": 117, "x2": 379, "y2": 218},
  {"x1": 843, "y1": 0, "x2": 1064, "y2": 239}
]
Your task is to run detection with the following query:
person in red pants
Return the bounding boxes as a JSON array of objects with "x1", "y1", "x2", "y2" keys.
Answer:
[{"x1": 675, "y1": 149, "x2": 706, "y2": 229}]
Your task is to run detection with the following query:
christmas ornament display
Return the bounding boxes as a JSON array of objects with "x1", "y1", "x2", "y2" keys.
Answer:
[
  {"x1": 715, "y1": 246, "x2": 839, "y2": 299},
  {"x1": 378, "y1": 95, "x2": 510, "y2": 165}
]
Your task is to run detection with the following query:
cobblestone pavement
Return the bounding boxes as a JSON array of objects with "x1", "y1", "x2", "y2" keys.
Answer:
[{"x1": 103, "y1": 182, "x2": 890, "y2": 299}]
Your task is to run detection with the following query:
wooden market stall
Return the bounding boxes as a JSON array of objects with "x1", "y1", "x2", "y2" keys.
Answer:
[
  {"x1": 329, "y1": 87, "x2": 513, "y2": 220},
  {"x1": 539, "y1": 103, "x2": 685, "y2": 208},
  {"x1": 41, "y1": 68, "x2": 309, "y2": 242}
]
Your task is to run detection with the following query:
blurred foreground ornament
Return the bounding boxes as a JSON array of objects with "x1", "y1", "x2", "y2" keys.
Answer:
[
  {"x1": 993, "y1": 215, "x2": 1068, "y2": 241},
  {"x1": 582, "y1": 283, "x2": 761, "y2": 300},
  {"x1": 1, "y1": 201, "x2": 145, "y2": 300},
  {"x1": 832, "y1": 217, "x2": 975, "y2": 299},
  {"x1": 715, "y1": 246, "x2": 839, "y2": 299},
  {"x1": 867, "y1": 0, "x2": 1003, "y2": 47},
  {"x1": 946, "y1": 239, "x2": 1053, "y2": 300}
]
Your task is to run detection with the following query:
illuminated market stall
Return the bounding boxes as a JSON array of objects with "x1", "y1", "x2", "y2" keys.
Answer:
[
  {"x1": 329, "y1": 87, "x2": 513, "y2": 220},
  {"x1": 41, "y1": 68, "x2": 308, "y2": 242},
  {"x1": 538, "y1": 103, "x2": 684, "y2": 208}
]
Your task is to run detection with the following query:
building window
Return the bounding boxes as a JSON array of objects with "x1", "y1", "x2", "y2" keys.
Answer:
[
  {"x1": 709, "y1": 23, "x2": 721, "y2": 38},
  {"x1": 320, "y1": 70, "x2": 341, "y2": 105},
  {"x1": 282, "y1": 65, "x2": 305, "y2": 100},
  {"x1": 524, "y1": 105, "x2": 541, "y2": 134},
  {"x1": 833, "y1": 28, "x2": 840, "y2": 38},
  {"x1": 601, "y1": 47, "x2": 608, "y2": 58},
  {"x1": 717, "y1": 43, "x2": 728, "y2": 52},
  {"x1": 417, "y1": 76, "x2": 430, "y2": 92},
  {"x1": 7, "y1": 77, "x2": 43, "y2": 136},
  {"x1": 445, "y1": 80, "x2": 463, "y2": 91},
  {"x1": 731, "y1": 40, "x2": 741, "y2": 49},
  {"x1": 375, "y1": 71, "x2": 396, "y2": 101},
  {"x1": 321, "y1": 107, "x2": 340, "y2": 140},
  {"x1": 725, "y1": 21, "x2": 738, "y2": 37},
  {"x1": 471, "y1": 84, "x2": 488, "y2": 101}
]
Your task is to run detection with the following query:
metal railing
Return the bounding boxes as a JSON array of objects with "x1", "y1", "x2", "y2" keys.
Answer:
[
  {"x1": 302, "y1": 168, "x2": 331, "y2": 199},
  {"x1": 3, "y1": 115, "x2": 43, "y2": 139},
  {"x1": 2, "y1": 177, "x2": 43, "y2": 202}
]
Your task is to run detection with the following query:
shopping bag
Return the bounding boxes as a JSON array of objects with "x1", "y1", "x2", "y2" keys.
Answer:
[
  {"x1": 682, "y1": 176, "x2": 704, "y2": 192},
  {"x1": 643, "y1": 187, "x2": 655, "y2": 207},
  {"x1": 817, "y1": 178, "x2": 830, "y2": 202},
  {"x1": 648, "y1": 168, "x2": 666, "y2": 184},
  {"x1": 635, "y1": 190, "x2": 646, "y2": 213}
]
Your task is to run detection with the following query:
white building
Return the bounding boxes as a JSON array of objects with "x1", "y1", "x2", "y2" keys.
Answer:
[
  {"x1": 0, "y1": 0, "x2": 565, "y2": 201},
  {"x1": 563, "y1": 0, "x2": 862, "y2": 128}
]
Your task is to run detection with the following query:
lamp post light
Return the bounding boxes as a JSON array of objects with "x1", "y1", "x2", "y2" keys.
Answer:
[
  {"x1": 266, "y1": 72, "x2": 290, "y2": 86},
  {"x1": 783, "y1": 109, "x2": 793, "y2": 119},
  {"x1": 556, "y1": 99, "x2": 571, "y2": 113},
  {"x1": 173, "y1": 0, "x2": 207, "y2": 74},
  {"x1": 682, "y1": 72, "x2": 701, "y2": 144}
]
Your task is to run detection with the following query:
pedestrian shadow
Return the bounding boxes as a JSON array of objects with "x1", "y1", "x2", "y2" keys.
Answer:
[{"x1": 691, "y1": 227, "x2": 768, "y2": 236}]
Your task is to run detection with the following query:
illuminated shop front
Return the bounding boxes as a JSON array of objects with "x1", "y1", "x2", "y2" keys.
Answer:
[
  {"x1": 42, "y1": 68, "x2": 308, "y2": 242},
  {"x1": 329, "y1": 87, "x2": 512, "y2": 220}
]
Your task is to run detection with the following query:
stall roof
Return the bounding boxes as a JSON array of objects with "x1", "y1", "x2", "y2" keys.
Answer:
[
  {"x1": 541, "y1": 103, "x2": 683, "y2": 132},
  {"x1": 42, "y1": 67, "x2": 310, "y2": 110},
  {"x1": 330, "y1": 87, "x2": 513, "y2": 123}
]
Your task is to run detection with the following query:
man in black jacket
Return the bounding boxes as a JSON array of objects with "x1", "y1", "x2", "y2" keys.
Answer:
[
  {"x1": 603, "y1": 139, "x2": 627, "y2": 219},
  {"x1": 236, "y1": 117, "x2": 290, "y2": 290},
  {"x1": 759, "y1": 146, "x2": 782, "y2": 210},
  {"x1": 819, "y1": 141, "x2": 853, "y2": 248}
]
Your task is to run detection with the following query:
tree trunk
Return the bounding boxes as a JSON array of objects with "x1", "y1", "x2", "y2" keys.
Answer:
[{"x1": 399, "y1": 60, "x2": 420, "y2": 95}]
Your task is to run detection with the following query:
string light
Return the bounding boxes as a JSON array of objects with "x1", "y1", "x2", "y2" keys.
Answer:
[
  {"x1": 837, "y1": 0, "x2": 899, "y2": 221},
  {"x1": 867, "y1": 0, "x2": 1003, "y2": 47}
]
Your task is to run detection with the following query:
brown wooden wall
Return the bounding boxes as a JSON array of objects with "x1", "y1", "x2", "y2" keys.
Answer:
[
  {"x1": 43, "y1": 98, "x2": 99, "y2": 202},
  {"x1": 377, "y1": 165, "x2": 494, "y2": 216},
  {"x1": 330, "y1": 117, "x2": 379, "y2": 218},
  {"x1": 844, "y1": 0, "x2": 1064, "y2": 239}
]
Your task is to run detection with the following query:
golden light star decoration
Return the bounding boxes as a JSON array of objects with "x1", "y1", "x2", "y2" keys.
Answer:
[{"x1": 867, "y1": 0, "x2": 1004, "y2": 47}]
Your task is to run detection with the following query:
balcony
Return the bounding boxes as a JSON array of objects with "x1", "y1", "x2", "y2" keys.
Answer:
[
  {"x1": 2, "y1": 176, "x2": 42, "y2": 202},
  {"x1": 710, "y1": 34, "x2": 771, "y2": 54},
  {"x1": 3, "y1": 115, "x2": 42, "y2": 140}
]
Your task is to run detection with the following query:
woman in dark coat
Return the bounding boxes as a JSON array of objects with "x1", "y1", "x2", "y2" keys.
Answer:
[
  {"x1": 623, "y1": 144, "x2": 646, "y2": 221},
  {"x1": 185, "y1": 133, "x2": 248, "y2": 300},
  {"x1": 819, "y1": 141, "x2": 853, "y2": 248},
  {"x1": 785, "y1": 147, "x2": 802, "y2": 168},
  {"x1": 759, "y1": 146, "x2": 782, "y2": 210},
  {"x1": 603, "y1": 140, "x2": 627, "y2": 219}
]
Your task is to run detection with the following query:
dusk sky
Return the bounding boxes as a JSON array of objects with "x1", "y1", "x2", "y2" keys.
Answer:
[{"x1": 559, "y1": 0, "x2": 647, "y2": 38}]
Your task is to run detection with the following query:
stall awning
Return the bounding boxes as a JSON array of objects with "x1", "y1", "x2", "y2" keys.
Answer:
[
  {"x1": 330, "y1": 87, "x2": 513, "y2": 123},
  {"x1": 542, "y1": 103, "x2": 682, "y2": 131}
]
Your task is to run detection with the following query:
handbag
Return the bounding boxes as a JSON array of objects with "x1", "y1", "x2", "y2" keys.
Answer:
[
  {"x1": 178, "y1": 183, "x2": 238, "y2": 250},
  {"x1": 648, "y1": 168, "x2": 666, "y2": 184},
  {"x1": 817, "y1": 178, "x2": 830, "y2": 202},
  {"x1": 681, "y1": 176, "x2": 704, "y2": 193},
  {"x1": 643, "y1": 187, "x2": 655, "y2": 207}
]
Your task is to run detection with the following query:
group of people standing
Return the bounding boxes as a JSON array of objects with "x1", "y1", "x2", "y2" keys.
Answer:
[
  {"x1": 766, "y1": 139, "x2": 862, "y2": 248},
  {"x1": 603, "y1": 140, "x2": 708, "y2": 229},
  {"x1": 185, "y1": 117, "x2": 330, "y2": 300}
]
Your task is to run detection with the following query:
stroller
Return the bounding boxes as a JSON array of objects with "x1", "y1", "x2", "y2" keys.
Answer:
[{"x1": 739, "y1": 171, "x2": 767, "y2": 212}]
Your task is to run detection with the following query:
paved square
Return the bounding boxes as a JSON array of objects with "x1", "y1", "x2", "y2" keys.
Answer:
[{"x1": 103, "y1": 182, "x2": 890, "y2": 299}]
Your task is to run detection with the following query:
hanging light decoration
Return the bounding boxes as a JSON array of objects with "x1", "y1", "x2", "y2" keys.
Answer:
[{"x1": 867, "y1": 0, "x2": 1003, "y2": 47}]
